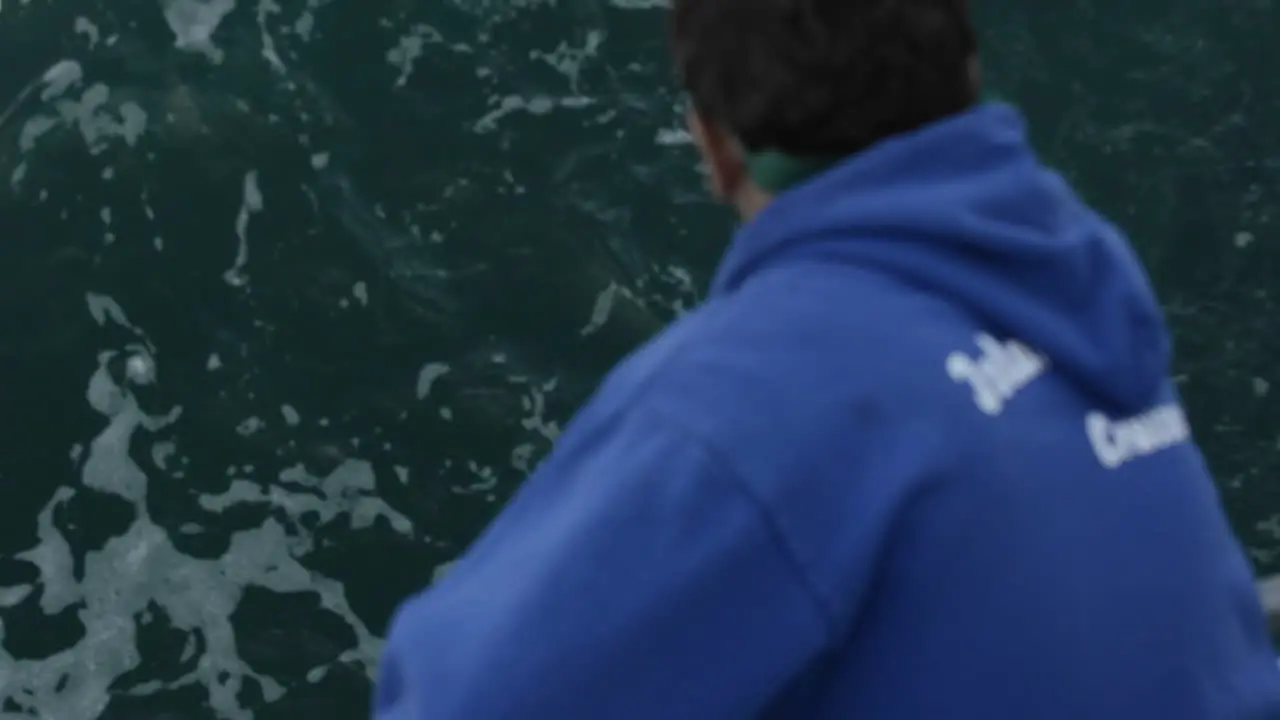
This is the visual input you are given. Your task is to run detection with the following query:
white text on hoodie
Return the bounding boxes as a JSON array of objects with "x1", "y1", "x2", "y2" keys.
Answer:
[
  {"x1": 945, "y1": 332, "x2": 1048, "y2": 416},
  {"x1": 944, "y1": 332, "x2": 1192, "y2": 469},
  {"x1": 1085, "y1": 404, "x2": 1191, "y2": 469}
]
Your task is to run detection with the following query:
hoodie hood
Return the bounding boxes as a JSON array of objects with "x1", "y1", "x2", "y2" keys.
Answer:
[{"x1": 710, "y1": 102, "x2": 1170, "y2": 412}]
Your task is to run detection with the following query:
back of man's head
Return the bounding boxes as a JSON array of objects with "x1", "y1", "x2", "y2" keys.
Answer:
[{"x1": 670, "y1": 0, "x2": 978, "y2": 157}]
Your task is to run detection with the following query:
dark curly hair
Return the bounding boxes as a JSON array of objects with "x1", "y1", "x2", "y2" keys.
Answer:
[{"x1": 670, "y1": 0, "x2": 978, "y2": 157}]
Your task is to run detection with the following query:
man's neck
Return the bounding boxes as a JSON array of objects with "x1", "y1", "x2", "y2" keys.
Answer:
[{"x1": 734, "y1": 183, "x2": 773, "y2": 222}]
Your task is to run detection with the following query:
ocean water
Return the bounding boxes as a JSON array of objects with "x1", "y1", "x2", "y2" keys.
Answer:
[{"x1": 0, "y1": 0, "x2": 1275, "y2": 717}]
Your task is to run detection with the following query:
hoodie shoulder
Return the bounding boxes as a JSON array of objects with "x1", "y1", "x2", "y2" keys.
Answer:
[
  {"x1": 594, "y1": 263, "x2": 967, "y2": 631},
  {"x1": 623, "y1": 262, "x2": 975, "y2": 430}
]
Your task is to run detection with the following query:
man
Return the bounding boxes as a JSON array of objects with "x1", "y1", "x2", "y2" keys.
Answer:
[{"x1": 374, "y1": 1, "x2": 1280, "y2": 717}]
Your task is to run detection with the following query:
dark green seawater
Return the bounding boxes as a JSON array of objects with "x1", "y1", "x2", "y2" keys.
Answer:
[{"x1": 0, "y1": 0, "x2": 1275, "y2": 717}]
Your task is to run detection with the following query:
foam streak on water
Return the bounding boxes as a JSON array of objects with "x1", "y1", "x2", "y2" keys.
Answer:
[
  {"x1": 223, "y1": 169, "x2": 263, "y2": 287},
  {"x1": 162, "y1": 0, "x2": 237, "y2": 62},
  {"x1": 0, "y1": 0, "x2": 707, "y2": 715},
  {"x1": 1, "y1": 293, "x2": 389, "y2": 718}
]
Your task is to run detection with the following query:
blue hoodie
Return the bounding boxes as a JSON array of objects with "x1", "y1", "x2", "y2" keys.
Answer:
[{"x1": 374, "y1": 103, "x2": 1280, "y2": 719}]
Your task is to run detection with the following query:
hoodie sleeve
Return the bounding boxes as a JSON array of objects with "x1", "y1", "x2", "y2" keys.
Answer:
[{"x1": 373, "y1": 405, "x2": 832, "y2": 719}]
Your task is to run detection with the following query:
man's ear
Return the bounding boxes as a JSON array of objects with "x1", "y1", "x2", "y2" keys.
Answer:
[{"x1": 686, "y1": 107, "x2": 747, "y2": 202}]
